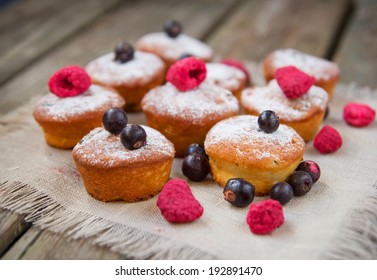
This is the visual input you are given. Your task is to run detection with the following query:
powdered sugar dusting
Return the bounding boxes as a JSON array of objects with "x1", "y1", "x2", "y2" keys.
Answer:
[
  {"x1": 136, "y1": 32, "x2": 213, "y2": 61},
  {"x1": 142, "y1": 82, "x2": 239, "y2": 124},
  {"x1": 270, "y1": 49, "x2": 340, "y2": 81},
  {"x1": 241, "y1": 80, "x2": 328, "y2": 121},
  {"x1": 205, "y1": 115, "x2": 304, "y2": 160},
  {"x1": 85, "y1": 51, "x2": 165, "y2": 86},
  {"x1": 35, "y1": 85, "x2": 124, "y2": 121},
  {"x1": 205, "y1": 63, "x2": 246, "y2": 92},
  {"x1": 73, "y1": 126, "x2": 174, "y2": 168}
]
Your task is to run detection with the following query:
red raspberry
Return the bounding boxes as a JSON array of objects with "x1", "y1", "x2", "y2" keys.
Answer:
[
  {"x1": 246, "y1": 199, "x2": 284, "y2": 235},
  {"x1": 166, "y1": 57, "x2": 206, "y2": 91},
  {"x1": 220, "y1": 59, "x2": 251, "y2": 85},
  {"x1": 275, "y1": 66, "x2": 315, "y2": 99},
  {"x1": 157, "y1": 178, "x2": 203, "y2": 223},
  {"x1": 48, "y1": 65, "x2": 91, "y2": 98},
  {"x1": 313, "y1": 125, "x2": 342, "y2": 154},
  {"x1": 343, "y1": 102, "x2": 375, "y2": 127}
]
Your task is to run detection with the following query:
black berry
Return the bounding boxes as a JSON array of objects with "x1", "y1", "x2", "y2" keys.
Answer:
[
  {"x1": 178, "y1": 53, "x2": 193, "y2": 60},
  {"x1": 102, "y1": 108, "x2": 128, "y2": 134},
  {"x1": 114, "y1": 42, "x2": 134, "y2": 63},
  {"x1": 269, "y1": 182, "x2": 293, "y2": 205},
  {"x1": 223, "y1": 178, "x2": 255, "y2": 207},
  {"x1": 287, "y1": 171, "x2": 313, "y2": 196},
  {"x1": 258, "y1": 110, "x2": 279, "y2": 133},
  {"x1": 182, "y1": 154, "x2": 210, "y2": 181},
  {"x1": 120, "y1": 124, "x2": 147, "y2": 150},
  {"x1": 164, "y1": 20, "x2": 182, "y2": 38},
  {"x1": 184, "y1": 143, "x2": 208, "y2": 159},
  {"x1": 296, "y1": 160, "x2": 321, "y2": 183}
]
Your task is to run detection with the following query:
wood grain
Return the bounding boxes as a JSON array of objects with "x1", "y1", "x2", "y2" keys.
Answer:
[
  {"x1": 0, "y1": 0, "x2": 123, "y2": 86},
  {"x1": 0, "y1": 0, "x2": 242, "y2": 115},
  {"x1": 0, "y1": 208, "x2": 30, "y2": 256},
  {"x1": 207, "y1": 0, "x2": 352, "y2": 61},
  {"x1": 1, "y1": 227, "x2": 124, "y2": 260},
  {"x1": 334, "y1": 0, "x2": 377, "y2": 88}
]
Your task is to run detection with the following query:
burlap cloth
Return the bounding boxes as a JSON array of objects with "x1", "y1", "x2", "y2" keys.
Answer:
[{"x1": 1, "y1": 64, "x2": 376, "y2": 259}]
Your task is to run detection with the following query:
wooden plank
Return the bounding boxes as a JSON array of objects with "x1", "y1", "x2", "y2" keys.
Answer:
[
  {"x1": 1, "y1": 227, "x2": 124, "y2": 260},
  {"x1": 0, "y1": 0, "x2": 122, "y2": 85},
  {"x1": 206, "y1": 0, "x2": 352, "y2": 61},
  {"x1": 0, "y1": 208, "x2": 31, "y2": 256},
  {"x1": 0, "y1": 0, "x2": 242, "y2": 259},
  {"x1": 334, "y1": 0, "x2": 377, "y2": 88},
  {"x1": 0, "y1": 0, "x2": 243, "y2": 115}
]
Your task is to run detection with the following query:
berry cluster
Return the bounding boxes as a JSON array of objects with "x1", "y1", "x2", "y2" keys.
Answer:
[{"x1": 102, "y1": 108, "x2": 146, "y2": 150}]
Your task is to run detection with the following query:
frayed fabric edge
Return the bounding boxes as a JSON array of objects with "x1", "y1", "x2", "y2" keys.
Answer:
[
  {"x1": 323, "y1": 183, "x2": 377, "y2": 259},
  {"x1": 0, "y1": 181, "x2": 216, "y2": 260}
]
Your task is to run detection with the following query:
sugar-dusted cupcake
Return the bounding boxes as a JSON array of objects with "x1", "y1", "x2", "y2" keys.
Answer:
[
  {"x1": 241, "y1": 66, "x2": 328, "y2": 142},
  {"x1": 73, "y1": 108, "x2": 175, "y2": 202},
  {"x1": 141, "y1": 57, "x2": 239, "y2": 157},
  {"x1": 136, "y1": 20, "x2": 213, "y2": 68},
  {"x1": 85, "y1": 42, "x2": 165, "y2": 111},
  {"x1": 205, "y1": 62, "x2": 248, "y2": 100},
  {"x1": 33, "y1": 65, "x2": 125, "y2": 149},
  {"x1": 205, "y1": 114, "x2": 305, "y2": 195},
  {"x1": 263, "y1": 48, "x2": 340, "y2": 98}
]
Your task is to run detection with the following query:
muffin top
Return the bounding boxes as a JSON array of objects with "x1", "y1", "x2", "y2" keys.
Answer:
[
  {"x1": 264, "y1": 48, "x2": 340, "y2": 81},
  {"x1": 136, "y1": 32, "x2": 213, "y2": 63},
  {"x1": 205, "y1": 63, "x2": 246, "y2": 93},
  {"x1": 205, "y1": 115, "x2": 305, "y2": 168},
  {"x1": 141, "y1": 82, "x2": 239, "y2": 124},
  {"x1": 241, "y1": 80, "x2": 328, "y2": 121},
  {"x1": 85, "y1": 51, "x2": 165, "y2": 86},
  {"x1": 33, "y1": 85, "x2": 125, "y2": 122},
  {"x1": 72, "y1": 126, "x2": 175, "y2": 168}
]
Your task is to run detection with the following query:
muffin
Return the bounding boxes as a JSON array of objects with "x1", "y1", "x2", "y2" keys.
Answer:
[
  {"x1": 86, "y1": 42, "x2": 165, "y2": 111},
  {"x1": 72, "y1": 125, "x2": 175, "y2": 202},
  {"x1": 241, "y1": 79, "x2": 328, "y2": 141},
  {"x1": 263, "y1": 48, "x2": 340, "y2": 98},
  {"x1": 204, "y1": 115, "x2": 305, "y2": 195},
  {"x1": 33, "y1": 65, "x2": 125, "y2": 149},
  {"x1": 136, "y1": 20, "x2": 213, "y2": 68},
  {"x1": 205, "y1": 62, "x2": 247, "y2": 100}
]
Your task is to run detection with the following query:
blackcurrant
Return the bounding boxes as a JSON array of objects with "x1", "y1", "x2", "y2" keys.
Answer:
[
  {"x1": 120, "y1": 124, "x2": 147, "y2": 150},
  {"x1": 182, "y1": 154, "x2": 210, "y2": 181},
  {"x1": 287, "y1": 171, "x2": 313, "y2": 196},
  {"x1": 223, "y1": 178, "x2": 255, "y2": 207},
  {"x1": 164, "y1": 20, "x2": 182, "y2": 38},
  {"x1": 269, "y1": 182, "x2": 293, "y2": 205},
  {"x1": 258, "y1": 110, "x2": 280, "y2": 133},
  {"x1": 295, "y1": 160, "x2": 321, "y2": 183},
  {"x1": 102, "y1": 108, "x2": 128, "y2": 135},
  {"x1": 114, "y1": 42, "x2": 134, "y2": 63}
]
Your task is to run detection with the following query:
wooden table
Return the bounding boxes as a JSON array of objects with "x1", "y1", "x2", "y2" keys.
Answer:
[{"x1": 0, "y1": 0, "x2": 376, "y2": 259}]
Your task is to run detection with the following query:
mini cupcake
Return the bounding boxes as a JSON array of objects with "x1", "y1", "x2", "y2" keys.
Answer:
[
  {"x1": 241, "y1": 66, "x2": 328, "y2": 142},
  {"x1": 141, "y1": 57, "x2": 239, "y2": 157},
  {"x1": 33, "y1": 65, "x2": 125, "y2": 149},
  {"x1": 136, "y1": 20, "x2": 213, "y2": 68},
  {"x1": 86, "y1": 42, "x2": 165, "y2": 111},
  {"x1": 263, "y1": 48, "x2": 340, "y2": 98}
]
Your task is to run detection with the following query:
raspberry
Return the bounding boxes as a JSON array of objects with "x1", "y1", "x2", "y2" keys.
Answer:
[
  {"x1": 246, "y1": 199, "x2": 284, "y2": 235},
  {"x1": 48, "y1": 65, "x2": 91, "y2": 98},
  {"x1": 343, "y1": 102, "x2": 375, "y2": 127},
  {"x1": 157, "y1": 178, "x2": 203, "y2": 223},
  {"x1": 275, "y1": 66, "x2": 315, "y2": 99},
  {"x1": 220, "y1": 59, "x2": 251, "y2": 85},
  {"x1": 166, "y1": 57, "x2": 206, "y2": 91},
  {"x1": 313, "y1": 125, "x2": 342, "y2": 154}
]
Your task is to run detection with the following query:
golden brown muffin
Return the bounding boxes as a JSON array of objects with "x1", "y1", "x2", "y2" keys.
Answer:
[
  {"x1": 136, "y1": 32, "x2": 213, "y2": 68},
  {"x1": 241, "y1": 80, "x2": 328, "y2": 142},
  {"x1": 141, "y1": 82, "x2": 239, "y2": 157},
  {"x1": 72, "y1": 126, "x2": 175, "y2": 202},
  {"x1": 204, "y1": 115, "x2": 305, "y2": 195},
  {"x1": 205, "y1": 63, "x2": 247, "y2": 100},
  {"x1": 33, "y1": 85, "x2": 125, "y2": 149},
  {"x1": 263, "y1": 48, "x2": 340, "y2": 98},
  {"x1": 85, "y1": 51, "x2": 165, "y2": 112}
]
